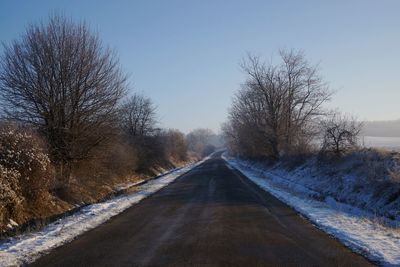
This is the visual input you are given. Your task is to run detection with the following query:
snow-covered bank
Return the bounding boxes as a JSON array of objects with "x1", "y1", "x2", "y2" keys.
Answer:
[
  {"x1": 223, "y1": 155, "x2": 400, "y2": 267},
  {"x1": 0, "y1": 159, "x2": 206, "y2": 267}
]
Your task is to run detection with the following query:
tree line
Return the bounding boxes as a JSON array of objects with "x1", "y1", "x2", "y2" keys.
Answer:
[
  {"x1": 0, "y1": 15, "x2": 216, "y2": 230},
  {"x1": 223, "y1": 50, "x2": 362, "y2": 160}
]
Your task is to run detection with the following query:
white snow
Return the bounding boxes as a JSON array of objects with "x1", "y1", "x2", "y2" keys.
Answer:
[
  {"x1": 0, "y1": 159, "x2": 205, "y2": 267},
  {"x1": 223, "y1": 155, "x2": 400, "y2": 267},
  {"x1": 362, "y1": 136, "x2": 400, "y2": 151}
]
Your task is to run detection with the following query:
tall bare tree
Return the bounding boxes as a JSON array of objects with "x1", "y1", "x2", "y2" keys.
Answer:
[
  {"x1": 118, "y1": 93, "x2": 160, "y2": 170},
  {"x1": 224, "y1": 49, "x2": 332, "y2": 159},
  {"x1": 239, "y1": 56, "x2": 286, "y2": 157},
  {"x1": 279, "y1": 49, "x2": 332, "y2": 150},
  {"x1": 120, "y1": 93, "x2": 157, "y2": 138},
  {"x1": 0, "y1": 15, "x2": 127, "y2": 182}
]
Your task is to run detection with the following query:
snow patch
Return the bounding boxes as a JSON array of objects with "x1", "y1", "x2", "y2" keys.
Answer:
[{"x1": 223, "y1": 155, "x2": 400, "y2": 267}]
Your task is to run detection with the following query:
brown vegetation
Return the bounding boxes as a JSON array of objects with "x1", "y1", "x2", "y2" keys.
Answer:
[
  {"x1": 0, "y1": 124, "x2": 56, "y2": 230},
  {"x1": 0, "y1": 15, "x2": 196, "y2": 235},
  {"x1": 0, "y1": 15, "x2": 127, "y2": 185}
]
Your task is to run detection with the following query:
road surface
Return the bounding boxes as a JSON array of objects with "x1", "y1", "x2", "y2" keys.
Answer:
[{"x1": 31, "y1": 152, "x2": 373, "y2": 266}]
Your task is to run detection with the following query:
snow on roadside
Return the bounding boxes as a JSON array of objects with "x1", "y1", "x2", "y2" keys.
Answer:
[
  {"x1": 0, "y1": 159, "x2": 206, "y2": 267},
  {"x1": 223, "y1": 155, "x2": 400, "y2": 267}
]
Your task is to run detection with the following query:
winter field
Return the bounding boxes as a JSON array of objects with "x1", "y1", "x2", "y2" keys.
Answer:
[
  {"x1": 223, "y1": 154, "x2": 400, "y2": 266},
  {"x1": 362, "y1": 136, "x2": 400, "y2": 151},
  {"x1": 0, "y1": 159, "x2": 206, "y2": 267}
]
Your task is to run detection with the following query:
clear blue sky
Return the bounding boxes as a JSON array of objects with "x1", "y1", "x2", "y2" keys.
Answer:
[{"x1": 1, "y1": 0, "x2": 399, "y2": 133}]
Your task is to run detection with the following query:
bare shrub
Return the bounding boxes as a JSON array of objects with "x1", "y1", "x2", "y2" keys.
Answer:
[
  {"x1": 0, "y1": 165, "x2": 24, "y2": 229},
  {"x1": 0, "y1": 124, "x2": 54, "y2": 228},
  {"x1": 320, "y1": 113, "x2": 363, "y2": 156},
  {"x1": 77, "y1": 135, "x2": 138, "y2": 180},
  {"x1": 0, "y1": 124, "x2": 53, "y2": 200},
  {"x1": 103, "y1": 138, "x2": 138, "y2": 177},
  {"x1": 161, "y1": 129, "x2": 188, "y2": 162}
]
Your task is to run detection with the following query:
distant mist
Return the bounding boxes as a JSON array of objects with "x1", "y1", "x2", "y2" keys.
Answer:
[{"x1": 362, "y1": 119, "x2": 400, "y2": 137}]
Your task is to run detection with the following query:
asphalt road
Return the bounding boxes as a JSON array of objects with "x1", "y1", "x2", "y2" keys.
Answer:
[{"x1": 31, "y1": 152, "x2": 373, "y2": 267}]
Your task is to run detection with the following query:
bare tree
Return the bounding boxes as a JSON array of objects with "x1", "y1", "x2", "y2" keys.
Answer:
[
  {"x1": 119, "y1": 93, "x2": 157, "y2": 138},
  {"x1": 279, "y1": 49, "x2": 332, "y2": 151},
  {"x1": 320, "y1": 113, "x2": 363, "y2": 155},
  {"x1": 224, "y1": 50, "x2": 332, "y2": 159},
  {"x1": 118, "y1": 93, "x2": 160, "y2": 170},
  {"x1": 239, "y1": 56, "x2": 286, "y2": 158},
  {"x1": 225, "y1": 87, "x2": 273, "y2": 158},
  {"x1": 0, "y1": 15, "x2": 127, "y2": 182}
]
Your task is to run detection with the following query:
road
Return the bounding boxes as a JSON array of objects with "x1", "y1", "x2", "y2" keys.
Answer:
[{"x1": 31, "y1": 152, "x2": 373, "y2": 267}]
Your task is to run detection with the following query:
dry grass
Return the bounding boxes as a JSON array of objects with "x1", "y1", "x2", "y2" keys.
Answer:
[
  {"x1": 0, "y1": 124, "x2": 56, "y2": 231},
  {"x1": 0, "y1": 124, "x2": 196, "y2": 236}
]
